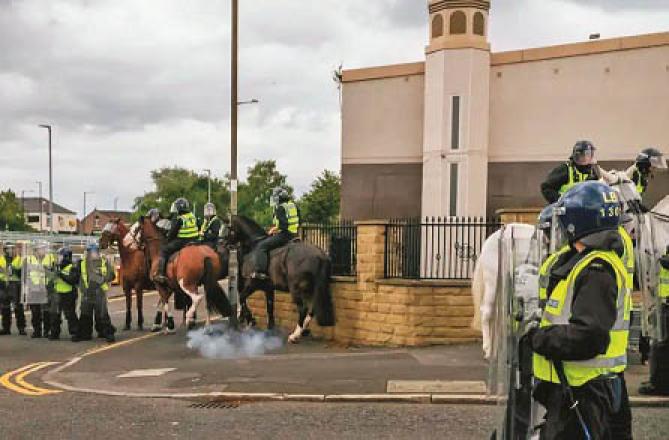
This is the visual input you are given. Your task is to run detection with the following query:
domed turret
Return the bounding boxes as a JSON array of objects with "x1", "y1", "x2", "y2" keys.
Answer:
[{"x1": 428, "y1": 0, "x2": 490, "y2": 52}]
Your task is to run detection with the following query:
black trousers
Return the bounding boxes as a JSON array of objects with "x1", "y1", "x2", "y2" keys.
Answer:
[
  {"x1": 78, "y1": 287, "x2": 113, "y2": 339},
  {"x1": 610, "y1": 373, "x2": 633, "y2": 440},
  {"x1": 160, "y1": 238, "x2": 193, "y2": 260},
  {"x1": 29, "y1": 304, "x2": 51, "y2": 335},
  {"x1": 1, "y1": 281, "x2": 26, "y2": 331},
  {"x1": 49, "y1": 291, "x2": 79, "y2": 337},
  {"x1": 253, "y1": 232, "x2": 293, "y2": 273}
]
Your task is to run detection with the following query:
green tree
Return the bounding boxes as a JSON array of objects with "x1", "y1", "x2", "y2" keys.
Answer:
[
  {"x1": 238, "y1": 160, "x2": 292, "y2": 227},
  {"x1": 132, "y1": 167, "x2": 230, "y2": 221},
  {"x1": 0, "y1": 189, "x2": 31, "y2": 231},
  {"x1": 299, "y1": 170, "x2": 341, "y2": 224}
]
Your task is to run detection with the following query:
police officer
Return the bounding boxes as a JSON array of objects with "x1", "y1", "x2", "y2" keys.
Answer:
[
  {"x1": 639, "y1": 245, "x2": 669, "y2": 396},
  {"x1": 75, "y1": 244, "x2": 115, "y2": 342},
  {"x1": 528, "y1": 181, "x2": 632, "y2": 439},
  {"x1": 541, "y1": 141, "x2": 599, "y2": 204},
  {"x1": 27, "y1": 243, "x2": 51, "y2": 338},
  {"x1": 48, "y1": 247, "x2": 80, "y2": 341},
  {"x1": 199, "y1": 202, "x2": 222, "y2": 247},
  {"x1": 0, "y1": 244, "x2": 27, "y2": 335},
  {"x1": 0, "y1": 243, "x2": 12, "y2": 335},
  {"x1": 625, "y1": 147, "x2": 667, "y2": 202},
  {"x1": 251, "y1": 187, "x2": 300, "y2": 279},
  {"x1": 154, "y1": 197, "x2": 199, "y2": 283}
]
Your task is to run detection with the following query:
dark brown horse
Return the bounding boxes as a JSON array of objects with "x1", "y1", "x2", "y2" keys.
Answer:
[
  {"x1": 99, "y1": 219, "x2": 152, "y2": 330},
  {"x1": 224, "y1": 215, "x2": 335, "y2": 343},
  {"x1": 138, "y1": 216, "x2": 232, "y2": 329}
]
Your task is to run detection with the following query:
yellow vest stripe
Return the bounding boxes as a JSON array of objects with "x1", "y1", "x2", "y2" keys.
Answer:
[
  {"x1": 178, "y1": 212, "x2": 199, "y2": 238},
  {"x1": 82, "y1": 258, "x2": 109, "y2": 292}
]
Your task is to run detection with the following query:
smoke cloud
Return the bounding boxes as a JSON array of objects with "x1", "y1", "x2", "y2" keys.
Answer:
[{"x1": 186, "y1": 324, "x2": 284, "y2": 359}]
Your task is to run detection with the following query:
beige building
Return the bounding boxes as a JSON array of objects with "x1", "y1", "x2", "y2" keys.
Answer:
[
  {"x1": 20, "y1": 197, "x2": 78, "y2": 233},
  {"x1": 341, "y1": 0, "x2": 669, "y2": 219}
]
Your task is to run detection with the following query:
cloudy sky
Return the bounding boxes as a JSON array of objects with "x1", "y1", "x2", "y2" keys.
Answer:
[{"x1": 2, "y1": 0, "x2": 668, "y2": 216}]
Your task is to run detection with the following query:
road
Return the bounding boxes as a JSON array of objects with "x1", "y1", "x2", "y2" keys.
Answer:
[{"x1": 1, "y1": 287, "x2": 668, "y2": 439}]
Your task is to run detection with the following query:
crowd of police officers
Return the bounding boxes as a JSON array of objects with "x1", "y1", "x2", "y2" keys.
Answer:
[{"x1": 498, "y1": 142, "x2": 668, "y2": 439}]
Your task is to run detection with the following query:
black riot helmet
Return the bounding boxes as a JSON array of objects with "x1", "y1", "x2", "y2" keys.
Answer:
[
  {"x1": 172, "y1": 198, "x2": 190, "y2": 214},
  {"x1": 639, "y1": 147, "x2": 667, "y2": 171},
  {"x1": 57, "y1": 247, "x2": 73, "y2": 266},
  {"x1": 571, "y1": 140, "x2": 596, "y2": 166}
]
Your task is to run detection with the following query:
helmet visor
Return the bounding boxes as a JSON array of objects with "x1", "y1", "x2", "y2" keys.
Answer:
[
  {"x1": 573, "y1": 148, "x2": 595, "y2": 166},
  {"x1": 650, "y1": 155, "x2": 668, "y2": 169},
  {"x1": 204, "y1": 203, "x2": 216, "y2": 217}
]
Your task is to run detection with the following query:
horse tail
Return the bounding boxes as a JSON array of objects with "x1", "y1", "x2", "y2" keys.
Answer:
[
  {"x1": 203, "y1": 257, "x2": 233, "y2": 317},
  {"x1": 470, "y1": 258, "x2": 484, "y2": 332},
  {"x1": 312, "y1": 257, "x2": 335, "y2": 327}
]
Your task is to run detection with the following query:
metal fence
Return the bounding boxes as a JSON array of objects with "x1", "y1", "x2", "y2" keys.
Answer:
[
  {"x1": 299, "y1": 220, "x2": 357, "y2": 276},
  {"x1": 384, "y1": 217, "x2": 501, "y2": 280},
  {"x1": 0, "y1": 232, "x2": 99, "y2": 258}
]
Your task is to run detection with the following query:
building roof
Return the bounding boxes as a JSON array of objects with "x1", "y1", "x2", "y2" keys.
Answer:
[
  {"x1": 20, "y1": 197, "x2": 76, "y2": 215},
  {"x1": 341, "y1": 31, "x2": 669, "y2": 82},
  {"x1": 83, "y1": 209, "x2": 132, "y2": 222}
]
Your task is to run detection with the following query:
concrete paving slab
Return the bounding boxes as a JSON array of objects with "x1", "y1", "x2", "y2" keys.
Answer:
[{"x1": 387, "y1": 380, "x2": 487, "y2": 394}]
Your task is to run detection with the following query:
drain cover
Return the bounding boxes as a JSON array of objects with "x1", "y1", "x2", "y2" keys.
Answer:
[{"x1": 188, "y1": 401, "x2": 241, "y2": 409}]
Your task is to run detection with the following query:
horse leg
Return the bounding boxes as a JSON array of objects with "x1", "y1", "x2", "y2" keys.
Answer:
[
  {"x1": 238, "y1": 281, "x2": 256, "y2": 327},
  {"x1": 151, "y1": 297, "x2": 163, "y2": 332},
  {"x1": 164, "y1": 296, "x2": 175, "y2": 334},
  {"x1": 136, "y1": 286, "x2": 144, "y2": 331},
  {"x1": 288, "y1": 299, "x2": 308, "y2": 344},
  {"x1": 179, "y1": 279, "x2": 204, "y2": 330},
  {"x1": 265, "y1": 288, "x2": 275, "y2": 330},
  {"x1": 124, "y1": 285, "x2": 132, "y2": 331}
]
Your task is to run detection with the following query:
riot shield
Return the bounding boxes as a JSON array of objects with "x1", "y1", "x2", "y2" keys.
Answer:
[
  {"x1": 20, "y1": 241, "x2": 48, "y2": 305},
  {"x1": 488, "y1": 225, "x2": 541, "y2": 440},
  {"x1": 639, "y1": 213, "x2": 669, "y2": 342}
]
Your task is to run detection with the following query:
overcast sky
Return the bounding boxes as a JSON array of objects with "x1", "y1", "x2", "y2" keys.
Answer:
[{"x1": 2, "y1": 0, "x2": 668, "y2": 216}]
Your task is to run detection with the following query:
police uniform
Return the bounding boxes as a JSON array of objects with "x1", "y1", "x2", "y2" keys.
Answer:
[
  {"x1": 540, "y1": 161, "x2": 598, "y2": 204},
  {"x1": 0, "y1": 251, "x2": 27, "y2": 334},
  {"x1": 528, "y1": 182, "x2": 632, "y2": 440},
  {"x1": 199, "y1": 215, "x2": 222, "y2": 246},
  {"x1": 252, "y1": 199, "x2": 300, "y2": 277},
  {"x1": 49, "y1": 253, "x2": 79, "y2": 340},
  {"x1": 156, "y1": 210, "x2": 199, "y2": 278},
  {"x1": 25, "y1": 251, "x2": 52, "y2": 338},
  {"x1": 76, "y1": 255, "x2": 115, "y2": 342}
]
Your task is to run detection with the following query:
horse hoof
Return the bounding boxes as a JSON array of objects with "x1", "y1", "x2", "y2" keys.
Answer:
[
  {"x1": 288, "y1": 335, "x2": 301, "y2": 344},
  {"x1": 301, "y1": 329, "x2": 312, "y2": 337},
  {"x1": 151, "y1": 325, "x2": 162, "y2": 333},
  {"x1": 187, "y1": 322, "x2": 197, "y2": 330}
]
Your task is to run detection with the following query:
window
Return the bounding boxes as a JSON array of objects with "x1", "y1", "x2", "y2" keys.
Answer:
[
  {"x1": 94, "y1": 215, "x2": 100, "y2": 228},
  {"x1": 450, "y1": 11, "x2": 467, "y2": 35},
  {"x1": 431, "y1": 14, "x2": 444, "y2": 38},
  {"x1": 451, "y1": 96, "x2": 460, "y2": 150},
  {"x1": 27, "y1": 215, "x2": 40, "y2": 223},
  {"x1": 450, "y1": 164, "x2": 459, "y2": 217},
  {"x1": 473, "y1": 12, "x2": 485, "y2": 36}
]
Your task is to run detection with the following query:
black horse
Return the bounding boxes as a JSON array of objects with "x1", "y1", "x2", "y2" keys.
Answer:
[{"x1": 224, "y1": 215, "x2": 335, "y2": 343}]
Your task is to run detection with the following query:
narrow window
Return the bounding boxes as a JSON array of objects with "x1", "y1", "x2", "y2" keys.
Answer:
[
  {"x1": 451, "y1": 96, "x2": 460, "y2": 150},
  {"x1": 473, "y1": 12, "x2": 485, "y2": 36},
  {"x1": 431, "y1": 14, "x2": 444, "y2": 39},
  {"x1": 450, "y1": 11, "x2": 467, "y2": 35},
  {"x1": 450, "y1": 164, "x2": 459, "y2": 217}
]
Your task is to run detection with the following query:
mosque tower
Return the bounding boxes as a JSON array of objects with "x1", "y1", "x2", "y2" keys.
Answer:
[{"x1": 421, "y1": 0, "x2": 491, "y2": 218}]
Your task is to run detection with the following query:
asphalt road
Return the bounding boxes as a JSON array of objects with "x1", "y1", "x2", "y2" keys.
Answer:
[{"x1": 1, "y1": 286, "x2": 668, "y2": 439}]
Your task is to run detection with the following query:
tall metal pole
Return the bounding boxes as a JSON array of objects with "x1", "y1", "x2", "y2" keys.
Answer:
[
  {"x1": 36, "y1": 181, "x2": 42, "y2": 231},
  {"x1": 39, "y1": 125, "x2": 53, "y2": 233},
  {"x1": 204, "y1": 169, "x2": 212, "y2": 203},
  {"x1": 228, "y1": 0, "x2": 239, "y2": 328}
]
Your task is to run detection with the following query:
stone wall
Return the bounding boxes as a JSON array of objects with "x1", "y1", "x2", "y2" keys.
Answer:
[{"x1": 247, "y1": 221, "x2": 481, "y2": 347}]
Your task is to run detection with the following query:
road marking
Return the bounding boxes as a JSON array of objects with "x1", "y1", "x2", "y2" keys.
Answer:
[
  {"x1": 81, "y1": 331, "x2": 160, "y2": 357},
  {"x1": 0, "y1": 362, "x2": 62, "y2": 396},
  {"x1": 117, "y1": 368, "x2": 176, "y2": 378}
]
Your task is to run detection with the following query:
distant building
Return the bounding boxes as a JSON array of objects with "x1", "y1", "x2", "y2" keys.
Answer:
[
  {"x1": 20, "y1": 197, "x2": 78, "y2": 233},
  {"x1": 340, "y1": 0, "x2": 669, "y2": 219},
  {"x1": 80, "y1": 209, "x2": 133, "y2": 235}
]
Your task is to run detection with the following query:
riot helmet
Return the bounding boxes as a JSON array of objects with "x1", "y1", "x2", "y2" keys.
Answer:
[
  {"x1": 640, "y1": 147, "x2": 667, "y2": 170},
  {"x1": 270, "y1": 187, "x2": 289, "y2": 208},
  {"x1": 555, "y1": 181, "x2": 621, "y2": 243},
  {"x1": 571, "y1": 140, "x2": 596, "y2": 167},
  {"x1": 86, "y1": 243, "x2": 101, "y2": 260},
  {"x1": 203, "y1": 202, "x2": 216, "y2": 218},
  {"x1": 147, "y1": 208, "x2": 161, "y2": 223},
  {"x1": 57, "y1": 247, "x2": 73, "y2": 266},
  {"x1": 172, "y1": 198, "x2": 190, "y2": 214}
]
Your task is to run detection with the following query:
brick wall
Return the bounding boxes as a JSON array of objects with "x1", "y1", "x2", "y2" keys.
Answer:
[{"x1": 247, "y1": 221, "x2": 481, "y2": 347}]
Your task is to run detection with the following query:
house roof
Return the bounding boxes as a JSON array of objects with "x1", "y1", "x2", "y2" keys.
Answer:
[
  {"x1": 20, "y1": 197, "x2": 76, "y2": 215},
  {"x1": 83, "y1": 209, "x2": 133, "y2": 221}
]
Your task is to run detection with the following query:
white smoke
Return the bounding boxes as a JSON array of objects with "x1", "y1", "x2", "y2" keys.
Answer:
[{"x1": 186, "y1": 324, "x2": 284, "y2": 359}]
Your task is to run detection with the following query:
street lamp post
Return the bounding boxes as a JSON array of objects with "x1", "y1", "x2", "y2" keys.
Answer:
[
  {"x1": 228, "y1": 0, "x2": 240, "y2": 328},
  {"x1": 83, "y1": 191, "x2": 94, "y2": 225},
  {"x1": 36, "y1": 181, "x2": 43, "y2": 231},
  {"x1": 203, "y1": 169, "x2": 212, "y2": 203},
  {"x1": 38, "y1": 125, "x2": 53, "y2": 233}
]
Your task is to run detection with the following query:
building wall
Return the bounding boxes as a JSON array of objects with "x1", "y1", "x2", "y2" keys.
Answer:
[
  {"x1": 25, "y1": 212, "x2": 77, "y2": 233},
  {"x1": 341, "y1": 163, "x2": 422, "y2": 220},
  {"x1": 489, "y1": 45, "x2": 669, "y2": 163}
]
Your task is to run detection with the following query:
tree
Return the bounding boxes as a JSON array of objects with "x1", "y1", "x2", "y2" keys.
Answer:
[
  {"x1": 238, "y1": 160, "x2": 293, "y2": 227},
  {"x1": 299, "y1": 170, "x2": 341, "y2": 224},
  {"x1": 132, "y1": 167, "x2": 230, "y2": 221},
  {"x1": 0, "y1": 189, "x2": 31, "y2": 231}
]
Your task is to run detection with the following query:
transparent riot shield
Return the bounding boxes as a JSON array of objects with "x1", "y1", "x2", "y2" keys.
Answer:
[
  {"x1": 20, "y1": 241, "x2": 48, "y2": 305},
  {"x1": 488, "y1": 225, "x2": 540, "y2": 440},
  {"x1": 640, "y1": 213, "x2": 669, "y2": 342}
]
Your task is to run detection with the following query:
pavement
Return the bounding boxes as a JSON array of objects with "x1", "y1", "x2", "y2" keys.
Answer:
[{"x1": 1, "y1": 286, "x2": 669, "y2": 439}]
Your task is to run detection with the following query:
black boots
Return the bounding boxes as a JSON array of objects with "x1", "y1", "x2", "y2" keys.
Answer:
[{"x1": 154, "y1": 257, "x2": 168, "y2": 283}]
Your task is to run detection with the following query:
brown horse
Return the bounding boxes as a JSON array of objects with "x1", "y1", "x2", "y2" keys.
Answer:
[
  {"x1": 137, "y1": 216, "x2": 232, "y2": 329},
  {"x1": 100, "y1": 219, "x2": 152, "y2": 330}
]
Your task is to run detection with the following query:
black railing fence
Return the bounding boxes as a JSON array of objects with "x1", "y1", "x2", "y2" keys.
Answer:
[
  {"x1": 299, "y1": 220, "x2": 357, "y2": 276},
  {"x1": 384, "y1": 217, "x2": 501, "y2": 280}
]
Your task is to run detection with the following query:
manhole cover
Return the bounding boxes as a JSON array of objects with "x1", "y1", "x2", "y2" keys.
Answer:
[{"x1": 188, "y1": 401, "x2": 242, "y2": 409}]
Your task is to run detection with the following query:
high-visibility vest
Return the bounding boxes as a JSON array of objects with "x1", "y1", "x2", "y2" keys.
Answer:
[
  {"x1": 618, "y1": 227, "x2": 635, "y2": 286},
  {"x1": 9, "y1": 256, "x2": 22, "y2": 281},
  {"x1": 54, "y1": 264, "x2": 74, "y2": 294},
  {"x1": 559, "y1": 162, "x2": 591, "y2": 196},
  {"x1": 659, "y1": 263, "x2": 669, "y2": 299},
  {"x1": 0, "y1": 255, "x2": 7, "y2": 282},
  {"x1": 24, "y1": 255, "x2": 45, "y2": 286},
  {"x1": 177, "y1": 212, "x2": 199, "y2": 239},
  {"x1": 633, "y1": 169, "x2": 648, "y2": 195},
  {"x1": 81, "y1": 258, "x2": 109, "y2": 292},
  {"x1": 199, "y1": 216, "x2": 219, "y2": 238},
  {"x1": 538, "y1": 245, "x2": 570, "y2": 302},
  {"x1": 533, "y1": 250, "x2": 631, "y2": 387},
  {"x1": 273, "y1": 201, "x2": 299, "y2": 234}
]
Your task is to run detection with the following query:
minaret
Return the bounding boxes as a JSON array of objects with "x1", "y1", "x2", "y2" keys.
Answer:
[{"x1": 421, "y1": 0, "x2": 491, "y2": 218}]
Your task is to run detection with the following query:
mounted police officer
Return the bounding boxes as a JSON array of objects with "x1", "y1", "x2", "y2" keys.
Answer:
[
  {"x1": 541, "y1": 141, "x2": 599, "y2": 204},
  {"x1": 0, "y1": 244, "x2": 26, "y2": 335},
  {"x1": 639, "y1": 245, "x2": 669, "y2": 396},
  {"x1": 154, "y1": 197, "x2": 199, "y2": 284},
  {"x1": 199, "y1": 202, "x2": 222, "y2": 247},
  {"x1": 527, "y1": 181, "x2": 632, "y2": 440},
  {"x1": 251, "y1": 187, "x2": 300, "y2": 279},
  {"x1": 76, "y1": 243, "x2": 115, "y2": 343},
  {"x1": 49, "y1": 247, "x2": 80, "y2": 341}
]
